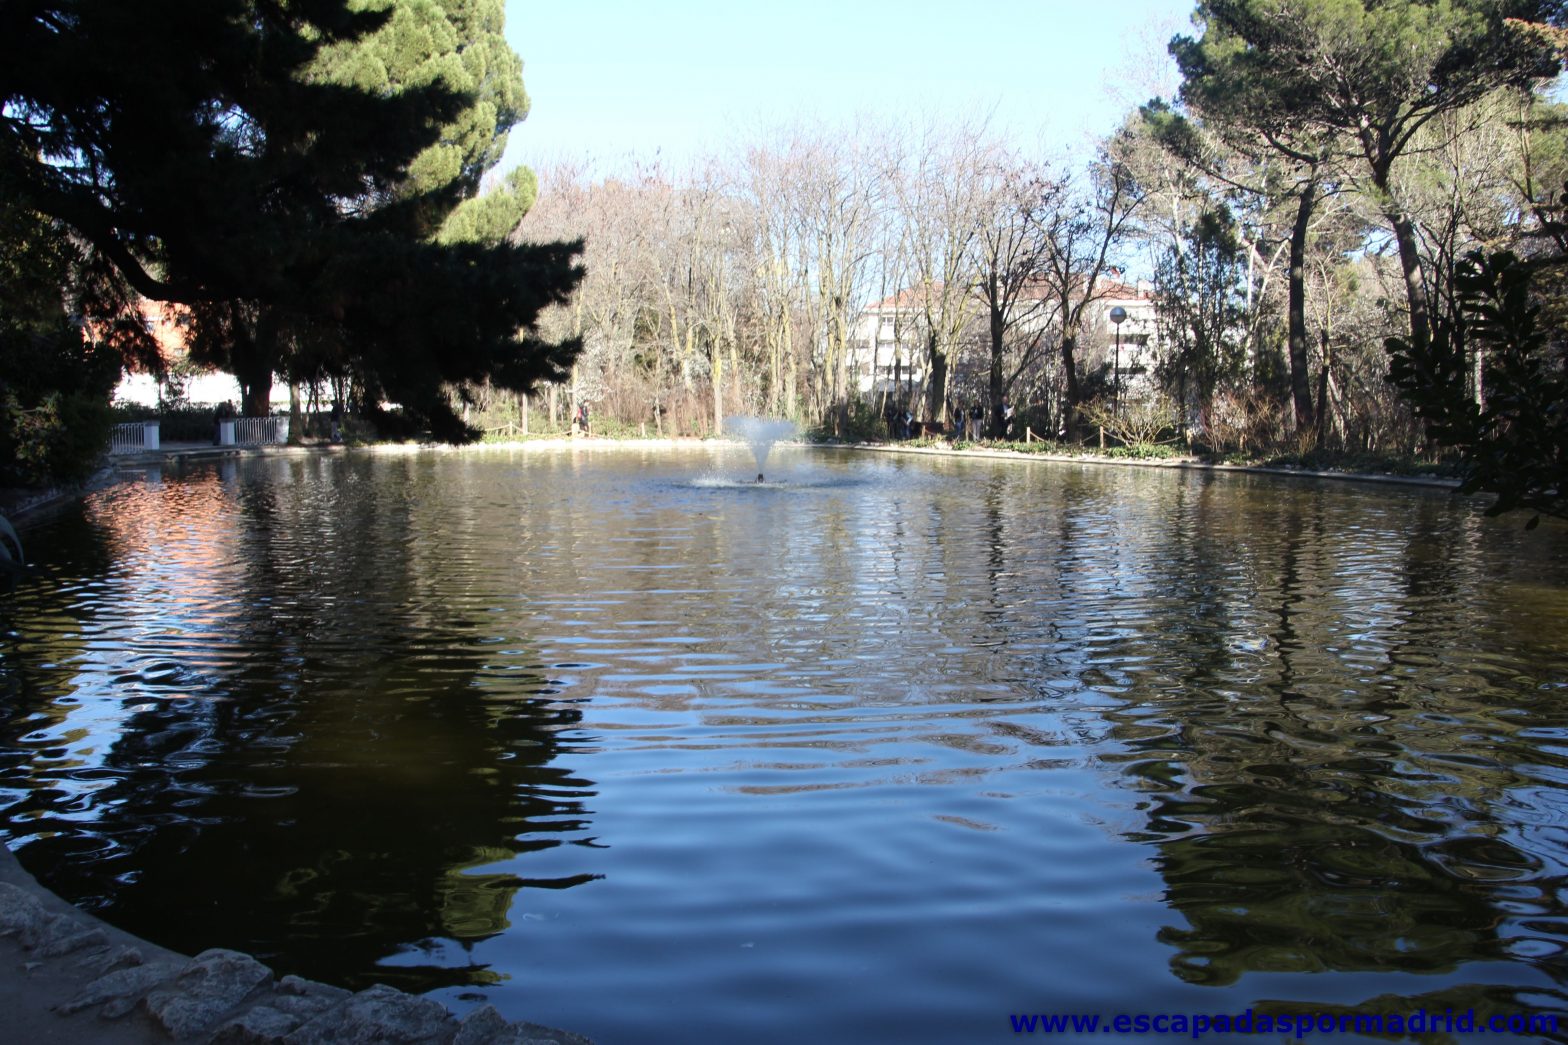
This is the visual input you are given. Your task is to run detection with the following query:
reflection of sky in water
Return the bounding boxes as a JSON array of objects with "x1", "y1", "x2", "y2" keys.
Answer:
[
  {"x1": 1, "y1": 446, "x2": 1567, "y2": 1044},
  {"x1": 3, "y1": 468, "x2": 250, "y2": 802}
]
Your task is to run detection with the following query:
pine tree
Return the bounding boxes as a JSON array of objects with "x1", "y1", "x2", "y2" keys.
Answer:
[
  {"x1": 1169, "y1": 0, "x2": 1561, "y2": 363},
  {"x1": 1, "y1": 0, "x2": 581, "y2": 440}
]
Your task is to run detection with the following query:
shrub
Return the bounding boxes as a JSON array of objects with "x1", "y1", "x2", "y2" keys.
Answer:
[
  {"x1": 0, "y1": 325, "x2": 117, "y2": 486},
  {"x1": 109, "y1": 403, "x2": 226, "y2": 443},
  {"x1": 1199, "y1": 391, "x2": 1289, "y2": 456},
  {"x1": 1077, "y1": 395, "x2": 1181, "y2": 450}
]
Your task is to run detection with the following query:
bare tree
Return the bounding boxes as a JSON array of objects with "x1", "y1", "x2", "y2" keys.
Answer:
[
  {"x1": 1393, "y1": 91, "x2": 1540, "y2": 411},
  {"x1": 739, "y1": 144, "x2": 809, "y2": 417},
  {"x1": 893, "y1": 117, "x2": 994, "y2": 427},
  {"x1": 1033, "y1": 147, "x2": 1146, "y2": 433},
  {"x1": 787, "y1": 121, "x2": 891, "y2": 430},
  {"x1": 520, "y1": 161, "x2": 655, "y2": 430},
  {"x1": 970, "y1": 156, "x2": 1063, "y2": 437}
]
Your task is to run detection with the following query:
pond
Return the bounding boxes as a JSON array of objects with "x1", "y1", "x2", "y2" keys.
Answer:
[{"x1": 2, "y1": 446, "x2": 1567, "y2": 1043}]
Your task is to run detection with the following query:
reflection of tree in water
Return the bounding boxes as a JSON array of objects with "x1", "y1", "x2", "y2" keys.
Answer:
[
  {"x1": 71, "y1": 660, "x2": 594, "y2": 992},
  {"x1": 1, "y1": 456, "x2": 600, "y2": 992},
  {"x1": 1092, "y1": 480, "x2": 1568, "y2": 1013},
  {"x1": 0, "y1": 512, "x2": 104, "y2": 765}
]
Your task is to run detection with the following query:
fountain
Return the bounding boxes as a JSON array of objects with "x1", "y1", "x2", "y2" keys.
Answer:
[{"x1": 724, "y1": 416, "x2": 796, "y2": 483}]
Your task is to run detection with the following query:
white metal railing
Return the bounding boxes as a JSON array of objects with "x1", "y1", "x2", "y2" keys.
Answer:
[
  {"x1": 110, "y1": 416, "x2": 288, "y2": 453},
  {"x1": 231, "y1": 416, "x2": 289, "y2": 446},
  {"x1": 109, "y1": 420, "x2": 159, "y2": 453}
]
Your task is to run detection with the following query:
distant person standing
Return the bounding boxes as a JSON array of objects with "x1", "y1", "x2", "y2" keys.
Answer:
[
  {"x1": 969, "y1": 402, "x2": 983, "y2": 441},
  {"x1": 330, "y1": 399, "x2": 343, "y2": 443},
  {"x1": 577, "y1": 402, "x2": 590, "y2": 436}
]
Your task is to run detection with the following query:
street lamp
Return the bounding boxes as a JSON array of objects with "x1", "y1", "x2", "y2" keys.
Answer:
[{"x1": 1109, "y1": 305, "x2": 1128, "y2": 418}]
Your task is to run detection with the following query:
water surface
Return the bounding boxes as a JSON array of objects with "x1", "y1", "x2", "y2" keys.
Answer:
[{"x1": 2, "y1": 447, "x2": 1566, "y2": 1042}]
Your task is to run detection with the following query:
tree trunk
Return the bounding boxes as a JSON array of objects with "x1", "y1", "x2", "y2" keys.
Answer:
[
  {"x1": 988, "y1": 302, "x2": 1006, "y2": 439},
  {"x1": 1315, "y1": 330, "x2": 1332, "y2": 450},
  {"x1": 1287, "y1": 178, "x2": 1318, "y2": 433},
  {"x1": 784, "y1": 329, "x2": 797, "y2": 420},
  {"x1": 288, "y1": 383, "x2": 302, "y2": 444},
  {"x1": 713, "y1": 347, "x2": 723, "y2": 435},
  {"x1": 1363, "y1": 136, "x2": 1430, "y2": 361},
  {"x1": 239, "y1": 375, "x2": 271, "y2": 414},
  {"x1": 1386, "y1": 207, "x2": 1430, "y2": 357},
  {"x1": 233, "y1": 304, "x2": 277, "y2": 417},
  {"x1": 1473, "y1": 338, "x2": 1485, "y2": 412},
  {"x1": 924, "y1": 329, "x2": 948, "y2": 428},
  {"x1": 768, "y1": 319, "x2": 785, "y2": 416},
  {"x1": 237, "y1": 360, "x2": 273, "y2": 417},
  {"x1": 1060, "y1": 334, "x2": 1081, "y2": 433}
]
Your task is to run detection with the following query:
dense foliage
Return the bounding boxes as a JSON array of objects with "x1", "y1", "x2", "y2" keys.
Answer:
[
  {"x1": 1389, "y1": 245, "x2": 1567, "y2": 522},
  {"x1": 0, "y1": 191, "x2": 124, "y2": 484},
  {"x1": 1163, "y1": 0, "x2": 1564, "y2": 509}
]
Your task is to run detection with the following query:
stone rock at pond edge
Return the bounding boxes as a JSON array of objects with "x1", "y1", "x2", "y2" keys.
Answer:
[
  {"x1": 452, "y1": 1007, "x2": 596, "y2": 1045},
  {"x1": 455, "y1": 1005, "x2": 510, "y2": 1045},
  {"x1": 39, "y1": 923, "x2": 109, "y2": 957},
  {"x1": 210, "y1": 1003, "x2": 311, "y2": 1043},
  {"x1": 55, "y1": 958, "x2": 184, "y2": 1016},
  {"x1": 3, "y1": 847, "x2": 593, "y2": 1044},
  {"x1": 0, "y1": 881, "x2": 56, "y2": 947},
  {"x1": 277, "y1": 973, "x2": 353, "y2": 1006},
  {"x1": 506, "y1": 1022, "x2": 597, "y2": 1045},
  {"x1": 281, "y1": 983, "x2": 458, "y2": 1044},
  {"x1": 72, "y1": 943, "x2": 147, "y2": 976},
  {"x1": 2, "y1": 878, "x2": 121, "y2": 961},
  {"x1": 143, "y1": 947, "x2": 276, "y2": 1038},
  {"x1": 269, "y1": 990, "x2": 353, "y2": 1021},
  {"x1": 453, "y1": 1006, "x2": 596, "y2": 1045}
]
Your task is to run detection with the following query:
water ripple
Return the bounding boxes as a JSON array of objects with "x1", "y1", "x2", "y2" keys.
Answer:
[{"x1": 1, "y1": 449, "x2": 1566, "y2": 1043}]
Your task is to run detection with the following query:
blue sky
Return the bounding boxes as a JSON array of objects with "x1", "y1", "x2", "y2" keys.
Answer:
[{"x1": 499, "y1": 0, "x2": 1195, "y2": 174}]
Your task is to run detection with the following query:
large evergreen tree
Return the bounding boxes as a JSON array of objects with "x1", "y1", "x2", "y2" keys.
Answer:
[
  {"x1": 1147, "y1": 83, "x2": 1336, "y2": 437},
  {"x1": 1169, "y1": 0, "x2": 1561, "y2": 364},
  {"x1": 1, "y1": 0, "x2": 580, "y2": 440}
]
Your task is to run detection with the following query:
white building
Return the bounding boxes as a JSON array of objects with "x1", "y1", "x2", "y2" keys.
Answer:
[
  {"x1": 846, "y1": 273, "x2": 1163, "y2": 408},
  {"x1": 847, "y1": 286, "x2": 933, "y2": 397},
  {"x1": 1093, "y1": 275, "x2": 1161, "y2": 401},
  {"x1": 109, "y1": 300, "x2": 291, "y2": 411}
]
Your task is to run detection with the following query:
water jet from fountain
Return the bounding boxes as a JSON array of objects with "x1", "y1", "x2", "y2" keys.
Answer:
[{"x1": 725, "y1": 416, "x2": 796, "y2": 483}]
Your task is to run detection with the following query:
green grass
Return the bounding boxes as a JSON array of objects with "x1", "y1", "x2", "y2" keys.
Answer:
[
  {"x1": 1253, "y1": 448, "x2": 1461, "y2": 478},
  {"x1": 1102, "y1": 443, "x2": 1186, "y2": 460}
]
